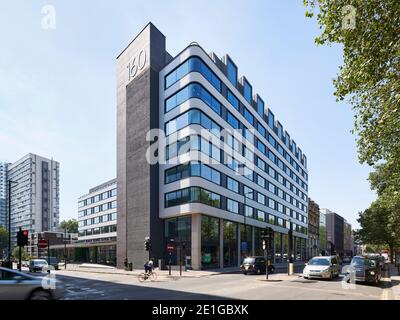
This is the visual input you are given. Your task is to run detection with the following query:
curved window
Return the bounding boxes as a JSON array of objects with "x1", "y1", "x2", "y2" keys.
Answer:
[
  {"x1": 165, "y1": 57, "x2": 221, "y2": 92},
  {"x1": 165, "y1": 186, "x2": 221, "y2": 209},
  {"x1": 166, "y1": 135, "x2": 220, "y2": 162},
  {"x1": 165, "y1": 161, "x2": 221, "y2": 185},
  {"x1": 165, "y1": 83, "x2": 221, "y2": 115},
  {"x1": 227, "y1": 90, "x2": 239, "y2": 110},
  {"x1": 165, "y1": 109, "x2": 221, "y2": 137}
]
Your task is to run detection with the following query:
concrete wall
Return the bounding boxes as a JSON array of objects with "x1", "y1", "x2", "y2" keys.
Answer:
[{"x1": 116, "y1": 23, "x2": 167, "y2": 268}]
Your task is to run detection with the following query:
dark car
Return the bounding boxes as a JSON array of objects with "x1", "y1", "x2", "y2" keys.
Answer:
[
  {"x1": 240, "y1": 256, "x2": 275, "y2": 275},
  {"x1": 367, "y1": 255, "x2": 385, "y2": 270},
  {"x1": 347, "y1": 256, "x2": 381, "y2": 285},
  {"x1": 43, "y1": 257, "x2": 59, "y2": 270}
]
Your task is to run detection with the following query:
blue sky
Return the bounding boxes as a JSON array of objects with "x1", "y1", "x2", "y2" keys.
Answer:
[{"x1": 0, "y1": 0, "x2": 376, "y2": 228}]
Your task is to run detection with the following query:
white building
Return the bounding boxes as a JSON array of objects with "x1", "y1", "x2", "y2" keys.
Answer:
[
  {"x1": 7, "y1": 153, "x2": 60, "y2": 245},
  {"x1": 78, "y1": 179, "x2": 117, "y2": 243},
  {"x1": 0, "y1": 162, "x2": 9, "y2": 229}
]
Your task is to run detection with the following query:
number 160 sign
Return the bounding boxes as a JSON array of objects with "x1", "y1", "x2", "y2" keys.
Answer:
[{"x1": 127, "y1": 48, "x2": 147, "y2": 82}]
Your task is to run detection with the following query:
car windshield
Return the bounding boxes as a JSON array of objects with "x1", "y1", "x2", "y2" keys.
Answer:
[
  {"x1": 243, "y1": 258, "x2": 255, "y2": 264},
  {"x1": 351, "y1": 258, "x2": 367, "y2": 266},
  {"x1": 35, "y1": 260, "x2": 47, "y2": 265},
  {"x1": 308, "y1": 258, "x2": 330, "y2": 266}
]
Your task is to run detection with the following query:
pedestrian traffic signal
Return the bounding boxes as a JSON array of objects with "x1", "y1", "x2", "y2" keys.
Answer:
[
  {"x1": 17, "y1": 229, "x2": 29, "y2": 247},
  {"x1": 144, "y1": 238, "x2": 151, "y2": 251},
  {"x1": 261, "y1": 227, "x2": 274, "y2": 251}
]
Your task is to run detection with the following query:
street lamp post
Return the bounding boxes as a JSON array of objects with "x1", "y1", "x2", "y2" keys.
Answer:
[
  {"x1": 288, "y1": 218, "x2": 294, "y2": 275},
  {"x1": 7, "y1": 180, "x2": 17, "y2": 269},
  {"x1": 64, "y1": 226, "x2": 67, "y2": 270},
  {"x1": 243, "y1": 190, "x2": 253, "y2": 258}
]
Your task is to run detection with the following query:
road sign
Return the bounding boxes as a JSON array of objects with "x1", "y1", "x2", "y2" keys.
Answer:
[
  {"x1": 38, "y1": 239, "x2": 48, "y2": 249},
  {"x1": 167, "y1": 243, "x2": 174, "y2": 253}
]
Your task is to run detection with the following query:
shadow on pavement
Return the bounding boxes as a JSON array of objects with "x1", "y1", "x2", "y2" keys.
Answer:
[{"x1": 56, "y1": 274, "x2": 229, "y2": 300}]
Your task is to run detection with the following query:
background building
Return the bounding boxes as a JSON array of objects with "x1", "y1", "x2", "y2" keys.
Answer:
[
  {"x1": 319, "y1": 211, "x2": 327, "y2": 255},
  {"x1": 0, "y1": 162, "x2": 9, "y2": 229},
  {"x1": 117, "y1": 23, "x2": 309, "y2": 269},
  {"x1": 321, "y1": 208, "x2": 344, "y2": 256},
  {"x1": 7, "y1": 153, "x2": 60, "y2": 245},
  {"x1": 28, "y1": 230, "x2": 78, "y2": 258},
  {"x1": 344, "y1": 221, "x2": 353, "y2": 257},
  {"x1": 307, "y1": 199, "x2": 320, "y2": 258},
  {"x1": 78, "y1": 179, "x2": 117, "y2": 243}
]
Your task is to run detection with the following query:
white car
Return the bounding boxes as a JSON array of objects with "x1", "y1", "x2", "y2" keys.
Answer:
[{"x1": 303, "y1": 256, "x2": 340, "y2": 280}]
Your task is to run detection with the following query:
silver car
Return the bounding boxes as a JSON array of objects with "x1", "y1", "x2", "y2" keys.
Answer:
[
  {"x1": 0, "y1": 267, "x2": 65, "y2": 300},
  {"x1": 303, "y1": 256, "x2": 340, "y2": 280}
]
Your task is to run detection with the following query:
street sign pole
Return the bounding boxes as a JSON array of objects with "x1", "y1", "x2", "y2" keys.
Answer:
[
  {"x1": 47, "y1": 240, "x2": 50, "y2": 273},
  {"x1": 18, "y1": 228, "x2": 22, "y2": 271},
  {"x1": 169, "y1": 252, "x2": 172, "y2": 276}
]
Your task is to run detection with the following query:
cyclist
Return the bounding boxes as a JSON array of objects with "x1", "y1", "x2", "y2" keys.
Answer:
[{"x1": 144, "y1": 258, "x2": 154, "y2": 276}]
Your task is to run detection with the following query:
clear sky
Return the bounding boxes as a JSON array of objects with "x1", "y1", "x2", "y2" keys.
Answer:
[{"x1": 0, "y1": 0, "x2": 376, "y2": 228}]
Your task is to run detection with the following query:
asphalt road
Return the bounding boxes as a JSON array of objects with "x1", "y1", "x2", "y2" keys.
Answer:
[{"x1": 46, "y1": 270, "x2": 388, "y2": 300}]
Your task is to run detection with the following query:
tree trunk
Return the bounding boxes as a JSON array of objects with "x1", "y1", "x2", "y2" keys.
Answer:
[{"x1": 390, "y1": 244, "x2": 394, "y2": 264}]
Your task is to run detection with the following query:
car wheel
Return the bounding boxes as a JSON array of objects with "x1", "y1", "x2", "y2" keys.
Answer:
[
  {"x1": 29, "y1": 290, "x2": 52, "y2": 300},
  {"x1": 243, "y1": 272, "x2": 247, "y2": 275},
  {"x1": 257, "y1": 268, "x2": 261, "y2": 275}
]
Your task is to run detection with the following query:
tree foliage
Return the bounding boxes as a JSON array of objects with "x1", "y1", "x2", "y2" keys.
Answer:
[
  {"x1": 12, "y1": 246, "x2": 30, "y2": 261},
  {"x1": 304, "y1": 0, "x2": 400, "y2": 188},
  {"x1": 0, "y1": 226, "x2": 8, "y2": 257},
  {"x1": 60, "y1": 219, "x2": 78, "y2": 234},
  {"x1": 357, "y1": 200, "x2": 400, "y2": 261}
]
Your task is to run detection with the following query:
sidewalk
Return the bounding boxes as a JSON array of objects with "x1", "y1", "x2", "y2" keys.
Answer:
[
  {"x1": 387, "y1": 263, "x2": 400, "y2": 300},
  {"x1": 60, "y1": 262, "x2": 304, "y2": 279}
]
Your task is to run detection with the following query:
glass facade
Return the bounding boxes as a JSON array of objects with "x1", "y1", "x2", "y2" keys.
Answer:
[
  {"x1": 201, "y1": 216, "x2": 220, "y2": 269},
  {"x1": 223, "y1": 221, "x2": 238, "y2": 267},
  {"x1": 165, "y1": 216, "x2": 192, "y2": 265},
  {"x1": 240, "y1": 224, "x2": 252, "y2": 259},
  {"x1": 227, "y1": 58, "x2": 237, "y2": 87},
  {"x1": 161, "y1": 46, "x2": 309, "y2": 269}
]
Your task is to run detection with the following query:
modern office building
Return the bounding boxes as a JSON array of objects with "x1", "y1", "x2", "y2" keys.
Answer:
[
  {"x1": 7, "y1": 153, "x2": 60, "y2": 245},
  {"x1": 307, "y1": 199, "x2": 320, "y2": 258},
  {"x1": 0, "y1": 162, "x2": 9, "y2": 228},
  {"x1": 321, "y1": 208, "x2": 344, "y2": 256},
  {"x1": 117, "y1": 23, "x2": 309, "y2": 269},
  {"x1": 77, "y1": 179, "x2": 117, "y2": 243},
  {"x1": 319, "y1": 211, "x2": 327, "y2": 255}
]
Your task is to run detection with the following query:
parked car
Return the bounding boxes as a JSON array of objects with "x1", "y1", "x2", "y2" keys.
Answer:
[
  {"x1": 42, "y1": 257, "x2": 60, "y2": 270},
  {"x1": 0, "y1": 266, "x2": 64, "y2": 300},
  {"x1": 29, "y1": 259, "x2": 48, "y2": 272},
  {"x1": 367, "y1": 255, "x2": 385, "y2": 270},
  {"x1": 240, "y1": 256, "x2": 275, "y2": 275},
  {"x1": 303, "y1": 256, "x2": 340, "y2": 280},
  {"x1": 342, "y1": 256, "x2": 351, "y2": 264},
  {"x1": 348, "y1": 256, "x2": 381, "y2": 285}
]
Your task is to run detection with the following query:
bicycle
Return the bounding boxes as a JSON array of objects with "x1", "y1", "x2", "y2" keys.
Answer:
[{"x1": 138, "y1": 270, "x2": 157, "y2": 282}]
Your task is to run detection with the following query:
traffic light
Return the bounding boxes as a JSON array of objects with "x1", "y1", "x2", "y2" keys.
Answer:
[
  {"x1": 17, "y1": 229, "x2": 29, "y2": 247},
  {"x1": 144, "y1": 237, "x2": 151, "y2": 251},
  {"x1": 261, "y1": 227, "x2": 274, "y2": 251}
]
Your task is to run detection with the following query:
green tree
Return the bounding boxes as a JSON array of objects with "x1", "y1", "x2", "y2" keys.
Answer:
[
  {"x1": 60, "y1": 219, "x2": 78, "y2": 234},
  {"x1": 357, "y1": 201, "x2": 400, "y2": 262},
  {"x1": 304, "y1": 0, "x2": 400, "y2": 189},
  {"x1": 0, "y1": 226, "x2": 8, "y2": 257},
  {"x1": 12, "y1": 247, "x2": 30, "y2": 261}
]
